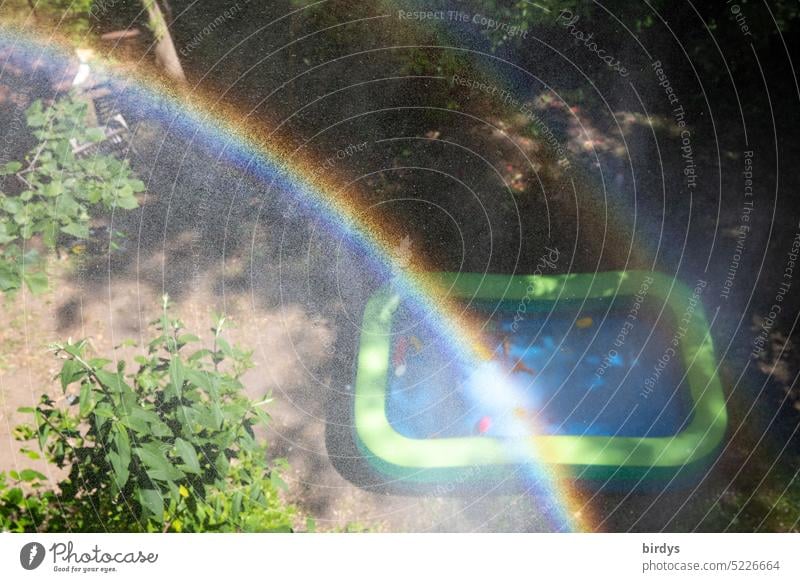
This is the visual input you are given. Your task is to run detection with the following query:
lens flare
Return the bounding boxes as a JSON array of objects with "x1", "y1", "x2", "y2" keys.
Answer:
[{"x1": 0, "y1": 30, "x2": 594, "y2": 531}]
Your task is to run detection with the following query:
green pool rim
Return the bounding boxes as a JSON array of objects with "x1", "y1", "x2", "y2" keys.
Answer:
[{"x1": 353, "y1": 270, "x2": 727, "y2": 483}]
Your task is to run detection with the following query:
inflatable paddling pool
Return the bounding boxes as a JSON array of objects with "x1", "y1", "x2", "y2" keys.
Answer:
[{"x1": 353, "y1": 271, "x2": 727, "y2": 486}]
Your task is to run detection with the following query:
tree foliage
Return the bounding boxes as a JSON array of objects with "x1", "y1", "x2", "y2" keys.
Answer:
[
  {"x1": 2, "y1": 298, "x2": 296, "y2": 532},
  {"x1": 0, "y1": 95, "x2": 144, "y2": 295}
]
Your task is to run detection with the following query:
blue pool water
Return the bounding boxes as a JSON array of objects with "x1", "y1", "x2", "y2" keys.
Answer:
[{"x1": 385, "y1": 300, "x2": 693, "y2": 439}]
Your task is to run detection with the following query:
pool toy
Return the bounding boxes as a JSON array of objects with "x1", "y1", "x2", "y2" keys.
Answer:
[
  {"x1": 353, "y1": 271, "x2": 727, "y2": 486},
  {"x1": 477, "y1": 416, "x2": 492, "y2": 435},
  {"x1": 511, "y1": 360, "x2": 536, "y2": 376},
  {"x1": 392, "y1": 336, "x2": 409, "y2": 376},
  {"x1": 500, "y1": 336, "x2": 537, "y2": 375}
]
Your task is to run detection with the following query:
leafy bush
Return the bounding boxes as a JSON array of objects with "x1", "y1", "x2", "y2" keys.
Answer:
[
  {"x1": 0, "y1": 94, "x2": 144, "y2": 295},
  {"x1": 0, "y1": 0, "x2": 95, "y2": 37},
  {"x1": 2, "y1": 298, "x2": 296, "y2": 532},
  {"x1": 0, "y1": 467, "x2": 58, "y2": 533}
]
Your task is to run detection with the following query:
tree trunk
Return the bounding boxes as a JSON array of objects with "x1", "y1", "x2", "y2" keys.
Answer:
[{"x1": 142, "y1": 0, "x2": 186, "y2": 84}]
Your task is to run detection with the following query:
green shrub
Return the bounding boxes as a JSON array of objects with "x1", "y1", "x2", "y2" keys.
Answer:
[
  {"x1": 0, "y1": 467, "x2": 59, "y2": 533},
  {"x1": 0, "y1": 94, "x2": 144, "y2": 295},
  {"x1": 2, "y1": 297, "x2": 296, "y2": 532},
  {"x1": 0, "y1": 0, "x2": 95, "y2": 37}
]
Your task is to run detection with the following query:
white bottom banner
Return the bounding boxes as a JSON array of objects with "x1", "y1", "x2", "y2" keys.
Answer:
[{"x1": 1, "y1": 533, "x2": 797, "y2": 581}]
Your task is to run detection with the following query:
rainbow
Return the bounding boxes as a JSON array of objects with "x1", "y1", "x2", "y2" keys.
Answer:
[{"x1": 0, "y1": 28, "x2": 593, "y2": 531}]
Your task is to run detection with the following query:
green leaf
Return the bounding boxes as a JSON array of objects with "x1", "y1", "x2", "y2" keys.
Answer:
[
  {"x1": 129, "y1": 179, "x2": 146, "y2": 193},
  {"x1": 86, "y1": 127, "x2": 105, "y2": 142},
  {"x1": 107, "y1": 450, "x2": 129, "y2": 490},
  {"x1": 59, "y1": 359, "x2": 83, "y2": 391},
  {"x1": 113, "y1": 423, "x2": 131, "y2": 467},
  {"x1": 252, "y1": 407, "x2": 271, "y2": 427},
  {"x1": 187, "y1": 348, "x2": 213, "y2": 363},
  {"x1": 94, "y1": 369, "x2": 131, "y2": 395},
  {"x1": 6, "y1": 487, "x2": 23, "y2": 505},
  {"x1": 35, "y1": 416, "x2": 49, "y2": 452},
  {"x1": 0, "y1": 267, "x2": 20, "y2": 292},
  {"x1": 20, "y1": 448, "x2": 40, "y2": 460},
  {"x1": 93, "y1": 404, "x2": 115, "y2": 430},
  {"x1": 135, "y1": 444, "x2": 184, "y2": 482},
  {"x1": 149, "y1": 419, "x2": 174, "y2": 438},
  {"x1": 115, "y1": 194, "x2": 139, "y2": 210},
  {"x1": 26, "y1": 113, "x2": 46, "y2": 128},
  {"x1": 271, "y1": 470, "x2": 288, "y2": 491},
  {"x1": 195, "y1": 407, "x2": 221, "y2": 432},
  {"x1": 61, "y1": 221, "x2": 90, "y2": 239},
  {"x1": 41, "y1": 219, "x2": 58, "y2": 248},
  {"x1": 177, "y1": 333, "x2": 200, "y2": 345},
  {"x1": 174, "y1": 438, "x2": 200, "y2": 474},
  {"x1": 169, "y1": 357, "x2": 185, "y2": 399},
  {"x1": 79, "y1": 382, "x2": 94, "y2": 416},
  {"x1": 2, "y1": 196, "x2": 22, "y2": 214},
  {"x1": 211, "y1": 402, "x2": 223, "y2": 431},
  {"x1": 133, "y1": 404, "x2": 164, "y2": 425},
  {"x1": 0, "y1": 222, "x2": 16, "y2": 244},
  {"x1": 138, "y1": 488, "x2": 164, "y2": 521},
  {"x1": 62, "y1": 341, "x2": 86, "y2": 358},
  {"x1": 118, "y1": 407, "x2": 150, "y2": 433},
  {"x1": 214, "y1": 452, "x2": 229, "y2": 476},
  {"x1": 19, "y1": 469, "x2": 46, "y2": 482},
  {"x1": 93, "y1": 405, "x2": 115, "y2": 419},
  {"x1": 0, "y1": 161, "x2": 22, "y2": 175},
  {"x1": 22, "y1": 270, "x2": 48, "y2": 295},
  {"x1": 185, "y1": 368, "x2": 219, "y2": 398},
  {"x1": 43, "y1": 180, "x2": 64, "y2": 197},
  {"x1": 216, "y1": 337, "x2": 233, "y2": 357},
  {"x1": 231, "y1": 491, "x2": 243, "y2": 520},
  {"x1": 53, "y1": 140, "x2": 73, "y2": 163}
]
